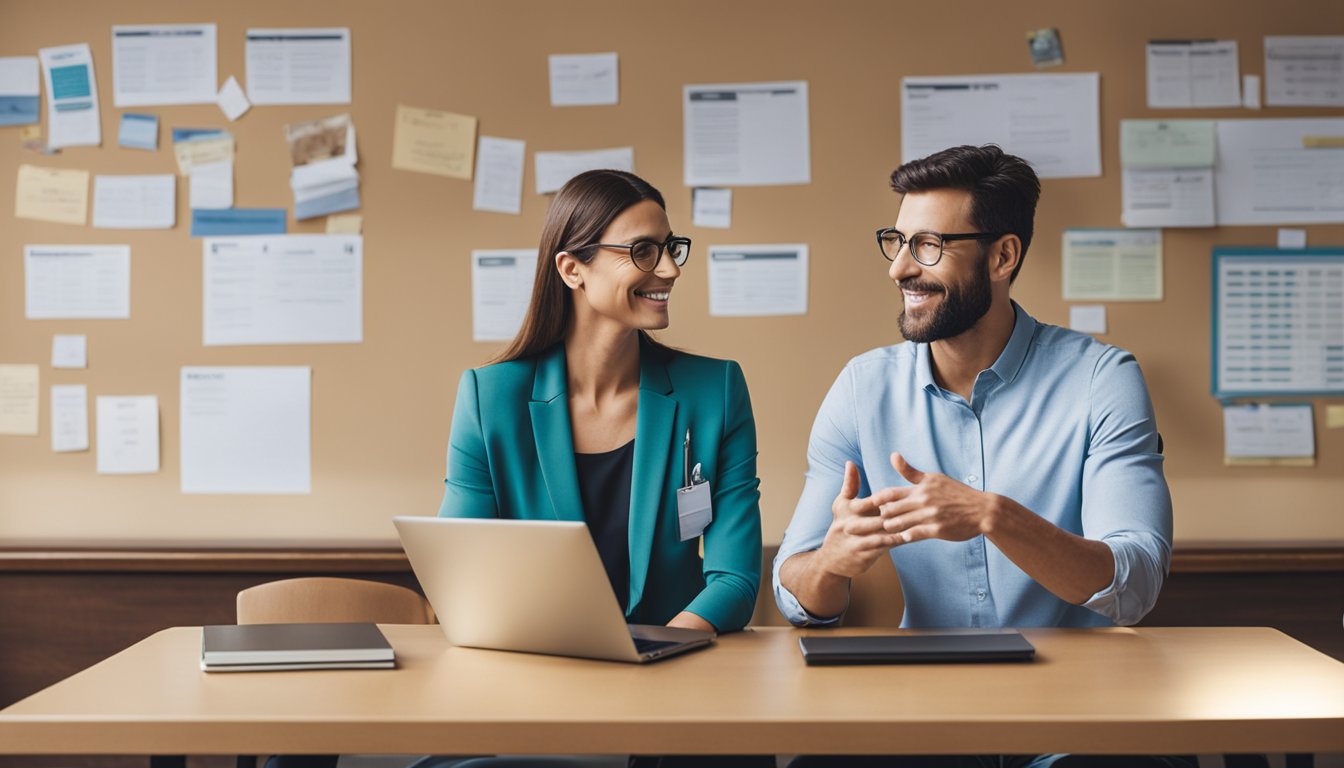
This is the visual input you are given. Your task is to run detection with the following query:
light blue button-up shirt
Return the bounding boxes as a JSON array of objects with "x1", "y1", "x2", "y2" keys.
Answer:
[{"x1": 774, "y1": 302, "x2": 1172, "y2": 628}]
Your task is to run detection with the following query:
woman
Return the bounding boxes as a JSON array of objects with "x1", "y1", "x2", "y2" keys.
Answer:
[{"x1": 440, "y1": 169, "x2": 761, "y2": 634}]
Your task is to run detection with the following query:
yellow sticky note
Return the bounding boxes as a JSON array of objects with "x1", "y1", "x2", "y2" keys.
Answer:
[
  {"x1": 0, "y1": 364, "x2": 40, "y2": 436},
  {"x1": 392, "y1": 105, "x2": 477, "y2": 180},
  {"x1": 19, "y1": 125, "x2": 41, "y2": 142},
  {"x1": 15, "y1": 164, "x2": 89, "y2": 225},
  {"x1": 326, "y1": 213, "x2": 363, "y2": 234},
  {"x1": 1327, "y1": 405, "x2": 1344, "y2": 429},
  {"x1": 174, "y1": 136, "x2": 235, "y2": 175}
]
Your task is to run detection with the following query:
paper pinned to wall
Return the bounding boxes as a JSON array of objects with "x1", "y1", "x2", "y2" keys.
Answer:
[
  {"x1": 391, "y1": 106, "x2": 477, "y2": 179},
  {"x1": 50, "y1": 384, "x2": 88, "y2": 452},
  {"x1": 708, "y1": 244, "x2": 809, "y2": 317},
  {"x1": 188, "y1": 160, "x2": 233, "y2": 209},
  {"x1": 24, "y1": 244, "x2": 131, "y2": 319},
  {"x1": 111, "y1": 24, "x2": 217, "y2": 107},
  {"x1": 15, "y1": 165, "x2": 90, "y2": 225},
  {"x1": 0, "y1": 365, "x2": 40, "y2": 436},
  {"x1": 287, "y1": 114, "x2": 360, "y2": 219},
  {"x1": 51, "y1": 334, "x2": 87, "y2": 368},
  {"x1": 216, "y1": 75, "x2": 251, "y2": 121},
  {"x1": 1223, "y1": 403, "x2": 1315, "y2": 466},
  {"x1": 95, "y1": 395, "x2": 159, "y2": 474},
  {"x1": 172, "y1": 128, "x2": 234, "y2": 175},
  {"x1": 245, "y1": 28, "x2": 351, "y2": 105},
  {"x1": 692, "y1": 188, "x2": 732, "y2": 229},
  {"x1": 1146, "y1": 40, "x2": 1240, "y2": 108},
  {"x1": 325, "y1": 213, "x2": 362, "y2": 234},
  {"x1": 549, "y1": 52, "x2": 619, "y2": 106},
  {"x1": 180, "y1": 366, "x2": 311, "y2": 494},
  {"x1": 1265, "y1": 36, "x2": 1344, "y2": 107},
  {"x1": 534, "y1": 146, "x2": 634, "y2": 195},
  {"x1": 202, "y1": 234, "x2": 362, "y2": 346},
  {"x1": 0, "y1": 56, "x2": 40, "y2": 126},
  {"x1": 901, "y1": 73, "x2": 1099, "y2": 178},
  {"x1": 38, "y1": 43, "x2": 101, "y2": 148},
  {"x1": 473, "y1": 136, "x2": 526, "y2": 214},
  {"x1": 1214, "y1": 118, "x2": 1344, "y2": 226},
  {"x1": 1068, "y1": 305, "x2": 1108, "y2": 334},
  {"x1": 1120, "y1": 120, "x2": 1216, "y2": 168},
  {"x1": 1062, "y1": 229, "x2": 1163, "y2": 301},
  {"x1": 92, "y1": 174, "x2": 176, "y2": 229},
  {"x1": 118, "y1": 113, "x2": 159, "y2": 150},
  {"x1": 684, "y1": 81, "x2": 810, "y2": 186},
  {"x1": 472, "y1": 249, "x2": 538, "y2": 342}
]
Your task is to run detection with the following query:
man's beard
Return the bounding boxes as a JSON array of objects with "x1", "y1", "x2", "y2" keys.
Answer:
[{"x1": 897, "y1": 256, "x2": 993, "y2": 343}]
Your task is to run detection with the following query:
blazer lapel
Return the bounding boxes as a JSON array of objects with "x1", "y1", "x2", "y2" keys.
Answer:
[
  {"x1": 529, "y1": 345, "x2": 584, "y2": 522},
  {"x1": 627, "y1": 346, "x2": 676, "y2": 614}
]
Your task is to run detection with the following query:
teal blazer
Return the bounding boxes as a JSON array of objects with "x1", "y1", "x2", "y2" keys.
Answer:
[{"x1": 439, "y1": 340, "x2": 762, "y2": 631}]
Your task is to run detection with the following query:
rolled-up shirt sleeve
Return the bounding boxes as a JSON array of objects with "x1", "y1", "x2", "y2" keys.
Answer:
[
  {"x1": 1078, "y1": 347, "x2": 1173, "y2": 625},
  {"x1": 773, "y1": 363, "x2": 867, "y2": 627}
]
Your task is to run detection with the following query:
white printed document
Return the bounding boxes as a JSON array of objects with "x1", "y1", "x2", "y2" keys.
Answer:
[
  {"x1": 473, "y1": 136, "x2": 526, "y2": 214},
  {"x1": 472, "y1": 249, "x2": 537, "y2": 342},
  {"x1": 51, "y1": 334, "x2": 87, "y2": 368},
  {"x1": 51, "y1": 384, "x2": 88, "y2": 452},
  {"x1": 96, "y1": 395, "x2": 159, "y2": 474},
  {"x1": 1146, "y1": 40, "x2": 1240, "y2": 108},
  {"x1": 549, "y1": 53, "x2": 618, "y2": 106},
  {"x1": 1062, "y1": 229, "x2": 1163, "y2": 301},
  {"x1": 111, "y1": 24, "x2": 217, "y2": 107},
  {"x1": 38, "y1": 43, "x2": 100, "y2": 148},
  {"x1": 1265, "y1": 36, "x2": 1344, "y2": 107},
  {"x1": 0, "y1": 56, "x2": 40, "y2": 126},
  {"x1": 534, "y1": 147, "x2": 634, "y2": 195},
  {"x1": 708, "y1": 244, "x2": 809, "y2": 316},
  {"x1": 1223, "y1": 403, "x2": 1315, "y2": 463},
  {"x1": 684, "y1": 81, "x2": 810, "y2": 187},
  {"x1": 189, "y1": 160, "x2": 233, "y2": 209},
  {"x1": 1121, "y1": 168, "x2": 1215, "y2": 228},
  {"x1": 901, "y1": 73, "x2": 1100, "y2": 178},
  {"x1": 92, "y1": 174, "x2": 176, "y2": 229},
  {"x1": 1214, "y1": 249, "x2": 1344, "y2": 397},
  {"x1": 25, "y1": 245, "x2": 131, "y2": 319},
  {"x1": 202, "y1": 235, "x2": 362, "y2": 345},
  {"x1": 245, "y1": 28, "x2": 351, "y2": 105},
  {"x1": 1214, "y1": 118, "x2": 1344, "y2": 226},
  {"x1": 181, "y1": 367, "x2": 311, "y2": 494},
  {"x1": 692, "y1": 188, "x2": 732, "y2": 229}
]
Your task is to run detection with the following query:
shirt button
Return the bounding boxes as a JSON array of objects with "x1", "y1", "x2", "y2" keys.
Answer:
[
  {"x1": 977, "y1": 590, "x2": 986, "y2": 601},
  {"x1": 966, "y1": 474, "x2": 979, "y2": 484}
]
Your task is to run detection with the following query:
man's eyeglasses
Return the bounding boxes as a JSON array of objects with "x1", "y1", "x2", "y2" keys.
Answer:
[
  {"x1": 876, "y1": 228, "x2": 1006, "y2": 267},
  {"x1": 571, "y1": 235, "x2": 691, "y2": 273}
]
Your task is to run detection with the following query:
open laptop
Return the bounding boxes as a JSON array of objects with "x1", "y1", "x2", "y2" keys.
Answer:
[{"x1": 393, "y1": 516, "x2": 715, "y2": 663}]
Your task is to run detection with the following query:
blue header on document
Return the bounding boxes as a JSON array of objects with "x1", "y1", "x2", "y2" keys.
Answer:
[
  {"x1": 191, "y1": 209, "x2": 288, "y2": 238},
  {"x1": 0, "y1": 95, "x2": 38, "y2": 125},
  {"x1": 711, "y1": 250, "x2": 799, "y2": 261}
]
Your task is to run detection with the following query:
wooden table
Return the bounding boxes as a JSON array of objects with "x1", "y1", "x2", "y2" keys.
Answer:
[{"x1": 1, "y1": 626, "x2": 1341, "y2": 756}]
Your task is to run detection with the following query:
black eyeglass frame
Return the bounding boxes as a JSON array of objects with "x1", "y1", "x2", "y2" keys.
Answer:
[
  {"x1": 875, "y1": 228, "x2": 1007, "y2": 267},
  {"x1": 570, "y1": 235, "x2": 692, "y2": 273}
]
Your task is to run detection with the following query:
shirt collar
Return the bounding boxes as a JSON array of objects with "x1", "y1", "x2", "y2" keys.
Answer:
[{"x1": 913, "y1": 300, "x2": 1037, "y2": 392}]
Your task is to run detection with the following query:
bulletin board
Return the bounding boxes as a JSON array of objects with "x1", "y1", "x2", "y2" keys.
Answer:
[{"x1": 1, "y1": 0, "x2": 1341, "y2": 548}]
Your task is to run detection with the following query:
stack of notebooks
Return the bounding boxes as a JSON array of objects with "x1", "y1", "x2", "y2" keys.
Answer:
[{"x1": 201, "y1": 622, "x2": 395, "y2": 672}]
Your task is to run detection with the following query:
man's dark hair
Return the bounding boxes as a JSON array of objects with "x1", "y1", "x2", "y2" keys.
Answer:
[{"x1": 889, "y1": 144, "x2": 1040, "y2": 283}]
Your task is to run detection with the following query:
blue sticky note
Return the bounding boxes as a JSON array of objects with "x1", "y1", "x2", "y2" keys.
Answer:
[
  {"x1": 191, "y1": 208, "x2": 288, "y2": 238},
  {"x1": 119, "y1": 113, "x2": 159, "y2": 150},
  {"x1": 172, "y1": 127, "x2": 228, "y2": 144}
]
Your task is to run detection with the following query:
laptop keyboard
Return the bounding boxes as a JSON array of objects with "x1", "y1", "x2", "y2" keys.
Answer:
[{"x1": 633, "y1": 637, "x2": 682, "y2": 656}]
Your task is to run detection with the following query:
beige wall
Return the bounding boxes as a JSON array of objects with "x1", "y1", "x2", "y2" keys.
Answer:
[{"x1": 1, "y1": 0, "x2": 1341, "y2": 547}]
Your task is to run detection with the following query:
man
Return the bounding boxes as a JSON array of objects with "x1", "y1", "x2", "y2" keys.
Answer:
[{"x1": 775, "y1": 145, "x2": 1181, "y2": 767}]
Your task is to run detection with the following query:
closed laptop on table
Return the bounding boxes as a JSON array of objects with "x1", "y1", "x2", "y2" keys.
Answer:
[{"x1": 799, "y1": 631, "x2": 1036, "y2": 665}]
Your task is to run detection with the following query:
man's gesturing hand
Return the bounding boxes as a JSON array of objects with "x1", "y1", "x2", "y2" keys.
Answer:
[
  {"x1": 818, "y1": 461, "x2": 902, "y2": 578},
  {"x1": 878, "y1": 452, "x2": 998, "y2": 544}
]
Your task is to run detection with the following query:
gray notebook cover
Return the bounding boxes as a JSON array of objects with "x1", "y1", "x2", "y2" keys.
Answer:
[
  {"x1": 799, "y1": 632, "x2": 1036, "y2": 665},
  {"x1": 202, "y1": 622, "x2": 394, "y2": 666}
]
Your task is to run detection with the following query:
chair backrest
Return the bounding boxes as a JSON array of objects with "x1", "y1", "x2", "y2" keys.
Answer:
[{"x1": 236, "y1": 576, "x2": 436, "y2": 625}]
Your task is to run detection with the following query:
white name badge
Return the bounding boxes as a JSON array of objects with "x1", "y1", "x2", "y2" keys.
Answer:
[{"x1": 676, "y1": 481, "x2": 713, "y2": 542}]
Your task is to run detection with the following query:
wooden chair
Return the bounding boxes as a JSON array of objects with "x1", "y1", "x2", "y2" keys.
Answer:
[
  {"x1": 236, "y1": 577, "x2": 435, "y2": 626},
  {"x1": 234, "y1": 578, "x2": 437, "y2": 768}
]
